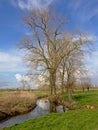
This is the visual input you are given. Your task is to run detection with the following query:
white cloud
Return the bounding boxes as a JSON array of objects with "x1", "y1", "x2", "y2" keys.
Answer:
[
  {"x1": 0, "y1": 51, "x2": 27, "y2": 72},
  {"x1": 15, "y1": 73, "x2": 30, "y2": 82},
  {"x1": 86, "y1": 51, "x2": 98, "y2": 67},
  {"x1": 15, "y1": 73, "x2": 39, "y2": 89},
  {"x1": 38, "y1": 75, "x2": 45, "y2": 81},
  {"x1": 0, "y1": 52, "x2": 20, "y2": 62},
  {"x1": 15, "y1": 74, "x2": 22, "y2": 81},
  {"x1": 83, "y1": 50, "x2": 98, "y2": 85},
  {"x1": 17, "y1": 0, "x2": 54, "y2": 11},
  {"x1": 72, "y1": 34, "x2": 97, "y2": 42}
]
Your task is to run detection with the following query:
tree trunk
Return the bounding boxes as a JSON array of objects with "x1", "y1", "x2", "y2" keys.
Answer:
[
  {"x1": 66, "y1": 78, "x2": 73, "y2": 102},
  {"x1": 50, "y1": 72, "x2": 56, "y2": 95},
  {"x1": 61, "y1": 72, "x2": 64, "y2": 93},
  {"x1": 67, "y1": 87, "x2": 72, "y2": 102}
]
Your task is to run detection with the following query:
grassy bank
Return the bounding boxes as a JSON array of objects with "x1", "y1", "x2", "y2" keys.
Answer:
[
  {"x1": 73, "y1": 90, "x2": 98, "y2": 106},
  {"x1": 61, "y1": 90, "x2": 98, "y2": 108},
  {"x1": 0, "y1": 90, "x2": 46, "y2": 121},
  {"x1": 2, "y1": 109, "x2": 98, "y2": 130},
  {"x1": 1, "y1": 90, "x2": 98, "y2": 130}
]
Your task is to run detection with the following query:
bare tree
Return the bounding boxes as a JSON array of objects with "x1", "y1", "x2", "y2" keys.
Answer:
[
  {"x1": 19, "y1": 9, "x2": 92, "y2": 98},
  {"x1": 57, "y1": 33, "x2": 92, "y2": 101},
  {"x1": 65, "y1": 57, "x2": 83, "y2": 101},
  {"x1": 81, "y1": 77, "x2": 92, "y2": 92},
  {"x1": 19, "y1": 9, "x2": 68, "y2": 95}
]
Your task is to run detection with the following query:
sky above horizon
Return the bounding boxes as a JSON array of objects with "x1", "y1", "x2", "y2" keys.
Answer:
[{"x1": 0, "y1": 0, "x2": 98, "y2": 88}]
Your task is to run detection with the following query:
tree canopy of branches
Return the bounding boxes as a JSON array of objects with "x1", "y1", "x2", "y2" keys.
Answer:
[{"x1": 19, "y1": 9, "x2": 92, "y2": 101}]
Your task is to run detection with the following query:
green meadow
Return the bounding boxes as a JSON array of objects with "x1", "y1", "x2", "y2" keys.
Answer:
[{"x1": 2, "y1": 90, "x2": 98, "y2": 130}]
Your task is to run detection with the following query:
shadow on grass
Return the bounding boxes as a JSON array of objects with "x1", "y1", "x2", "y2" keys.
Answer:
[
  {"x1": 73, "y1": 94, "x2": 86, "y2": 100},
  {"x1": 61, "y1": 92, "x2": 87, "y2": 101}
]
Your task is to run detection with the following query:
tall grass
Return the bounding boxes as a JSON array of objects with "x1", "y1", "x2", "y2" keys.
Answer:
[{"x1": 0, "y1": 91, "x2": 38, "y2": 121}]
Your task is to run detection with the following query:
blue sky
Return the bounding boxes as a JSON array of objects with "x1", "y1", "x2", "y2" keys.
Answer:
[{"x1": 0, "y1": 0, "x2": 98, "y2": 88}]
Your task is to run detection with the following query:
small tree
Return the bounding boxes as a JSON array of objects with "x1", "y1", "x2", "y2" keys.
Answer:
[
  {"x1": 81, "y1": 77, "x2": 92, "y2": 92},
  {"x1": 57, "y1": 33, "x2": 92, "y2": 101}
]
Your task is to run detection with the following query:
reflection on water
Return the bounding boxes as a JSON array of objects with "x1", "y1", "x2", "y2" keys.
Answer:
[{"x1": 0, "y1": 99, "x2": 50, "y2": 129}]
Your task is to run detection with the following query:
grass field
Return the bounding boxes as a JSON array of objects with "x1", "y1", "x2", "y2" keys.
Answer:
[
  {"x1": 61, "y1": 90, "x2": 98, "y2": 106},
  {"x1": 73, "y1": 90, "x2": 98, "y2": 106},
  {"x1": 2, "y1": 109, "x2": 98, "y2": 130},
  {"x1": 1, "y1": 90, "x2": 98, "y2": 130}
]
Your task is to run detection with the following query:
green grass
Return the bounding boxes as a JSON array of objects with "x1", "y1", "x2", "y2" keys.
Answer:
[
  {"x1": 62, "y1": 90, "x2": 98, "y2": 106},
  {"x1": 1, "y1": 90, "x2": 98, "y2": 130},
  {"x1": 2, "y1": 109, "x2": 98, "y2": 130},
  {"x1": 74, "y1": 90, "x2": 98, "y2": 106}
]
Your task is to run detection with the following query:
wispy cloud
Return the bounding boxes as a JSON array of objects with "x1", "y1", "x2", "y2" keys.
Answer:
[
  {"x1": 66, "y1": 0, "x2": 98, "y2": 22},
  {"x1": 86, "y1": 51, "x2": 98, "y2": 68},
  {"x1": 0, "y1": 50, "x2": 28, "y2": 88},
  {"x1": 0, "y1": 51, "x2": 26, "y2": 72},
  {"x1": 17, "y1": 0, "x2": 54, "y2": 11},
  {"x1": 72, "y1": 34, "x2": 98, "y2": 43},
  {"x1": 84, "y1": 50, "x2": 98, "y2": 81}
]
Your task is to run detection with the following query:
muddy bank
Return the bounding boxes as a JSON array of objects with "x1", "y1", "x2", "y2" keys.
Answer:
[
  {"x1": 0, "y1": 103, "x2": 36, "y2": 122},
  {"x1": 0, "y1": 91, "x2": 77, "y2": 122},
  {"x1": 0, "y1": 98, "x2": 50, "y2": 129},
  {"x1": 0, "y1": 91, "x2": 48, "y2": 122}
]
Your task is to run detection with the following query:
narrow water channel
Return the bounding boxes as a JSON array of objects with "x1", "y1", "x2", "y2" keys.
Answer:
[{"x1": 0, "y1": 99, "x2": 50, "y2": 129}]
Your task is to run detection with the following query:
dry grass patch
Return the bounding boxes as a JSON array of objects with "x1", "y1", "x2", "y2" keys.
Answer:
[{"x1": 0, "y1": 91, "x2": 39, "y2": 121}]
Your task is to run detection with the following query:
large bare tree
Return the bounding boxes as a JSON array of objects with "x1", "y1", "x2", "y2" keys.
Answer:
[{"x1": 19, "y1": 9, "x2": 92, "y2": 98}]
